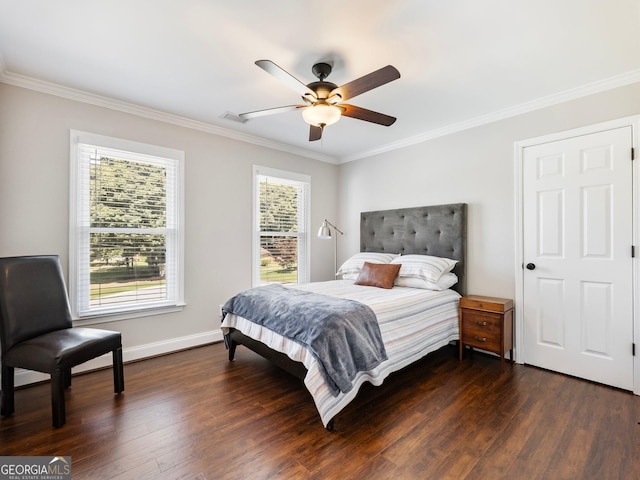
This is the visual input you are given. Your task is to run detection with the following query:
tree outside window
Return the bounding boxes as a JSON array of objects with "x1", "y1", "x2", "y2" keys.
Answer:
[
  {"x1": 254, "y1": 166, "x2": 309, "y2": 286},
  {"x1": 70, "y1": 131, "x2": 183, "y2": 318}
]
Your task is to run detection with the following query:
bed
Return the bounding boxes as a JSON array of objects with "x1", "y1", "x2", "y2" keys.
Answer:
[{"x1": 221, "y1": 203, "x2": 467, "y2": 430}]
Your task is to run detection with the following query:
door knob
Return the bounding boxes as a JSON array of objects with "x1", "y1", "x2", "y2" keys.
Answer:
[{"x1": 526, "y1": 263, "x2": 536, "y2": 270}]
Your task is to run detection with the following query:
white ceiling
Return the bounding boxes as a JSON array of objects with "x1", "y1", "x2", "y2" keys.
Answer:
[{"x1": 1, "y1": 0, "x2": 639, "y2": 163}]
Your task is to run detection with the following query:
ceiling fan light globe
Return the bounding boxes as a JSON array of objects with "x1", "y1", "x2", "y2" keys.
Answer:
[{"x1": 302, "y1": 104, "x2": 341, "y2": 127}]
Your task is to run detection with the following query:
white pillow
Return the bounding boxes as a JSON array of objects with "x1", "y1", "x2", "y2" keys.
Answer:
[
  {"x1": 336, "y1": 252, "x2": 399, "y2": 277},
  {"x1": 395, "y1": 272, "x2": 458, "y2": 290},
  {"x1": 390, "y1": 254, "x2": 458, "y2": 283},
  {"x1": 341, "y1": 272, "x2": 359, "y2": 281}
]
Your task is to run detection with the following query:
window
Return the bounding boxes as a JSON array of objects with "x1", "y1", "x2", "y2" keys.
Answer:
[
  {"x1": 253, "y1": 166, "x2": 310, "y2": 286},
  {"x1": 70, "y1": 131, "x2": 184, "y2": 319}
]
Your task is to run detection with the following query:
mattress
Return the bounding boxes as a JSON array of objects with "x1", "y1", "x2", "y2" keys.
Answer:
[{"x1": 221, "y1": 279, "x2": 461, "y2": 426}]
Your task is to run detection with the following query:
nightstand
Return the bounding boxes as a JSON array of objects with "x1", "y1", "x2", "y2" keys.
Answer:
[{"x1": 459, "y1": 295, "x2": 514, "y2": 366}]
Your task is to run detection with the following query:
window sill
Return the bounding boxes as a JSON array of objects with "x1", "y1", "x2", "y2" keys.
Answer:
[{"x1": 73, "y1": 303, "x2": 186, "y2": 326}]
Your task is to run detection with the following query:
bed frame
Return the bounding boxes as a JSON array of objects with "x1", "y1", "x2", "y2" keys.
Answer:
[{"x1": 225, "y1": 203, "x2": 467, "y2": 428}]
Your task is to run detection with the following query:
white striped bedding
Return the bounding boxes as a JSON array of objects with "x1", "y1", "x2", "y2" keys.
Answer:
[{"x1": 220, "y1": 279, "x2": 461, "y2": 427}]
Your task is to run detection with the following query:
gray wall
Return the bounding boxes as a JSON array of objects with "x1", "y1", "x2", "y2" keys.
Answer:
[
  {"x1": 338, "y1": 82, "x2": 640, "y2": 299},
  {"x1": 0, "y1": 83, "x2": 339, "y2": 382},
  {"x1": 2, "y1": 78, "x2": 640, "y2": 383}
]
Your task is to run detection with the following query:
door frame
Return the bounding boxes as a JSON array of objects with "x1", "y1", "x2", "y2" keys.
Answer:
[{"x1": 514, "y1": 115, "x2": 640, "y2": 395}]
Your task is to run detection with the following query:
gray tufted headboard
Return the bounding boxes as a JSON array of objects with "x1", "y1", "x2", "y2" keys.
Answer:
[{"x1": 360, "y1": 203, "x2": 467, "y2": 295}]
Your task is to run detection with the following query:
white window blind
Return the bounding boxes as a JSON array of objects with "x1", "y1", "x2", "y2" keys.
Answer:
[
  {"x1": 70, "y1": 131, "x2": 184, "y2": 319},
  {"x1": 253, "y1": 166, "x2": 310, "y2": 286}
]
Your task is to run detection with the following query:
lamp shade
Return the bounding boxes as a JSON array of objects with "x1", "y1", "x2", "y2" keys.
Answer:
[
  {"x1": 302, "y1": 104, "x2": 342, "y2": 127},
  {"x1": 318, "y1": 220, "x2": 332, "y2": 239}
]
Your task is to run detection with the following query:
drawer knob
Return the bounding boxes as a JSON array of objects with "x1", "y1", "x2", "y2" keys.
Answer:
[
  {"x1": 473, "y1": 336, "x2": 487, "y2": 342},
  {"x1": 475, "y1": 321, "x2": 488, "y2": 326}
]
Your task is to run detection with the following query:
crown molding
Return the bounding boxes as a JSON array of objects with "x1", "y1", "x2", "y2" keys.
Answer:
[
  {"x1": 0, "y1": 69, "x2": 339, "y2": 165},
  {"x1": 339, "y1": 68, "x2": 640, "y2": 163},
  {"x1": 2, "y1": 65, "x2": 639, "y2": 166}
]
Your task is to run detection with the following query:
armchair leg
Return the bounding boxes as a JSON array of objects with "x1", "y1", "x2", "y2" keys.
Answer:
[
  {"x1": 51, "y1": 370, "x2": 66, "y2": 428},
  {"x1": 1, "y1": 364, "x2": 15, "y2": 417},
  {"x1": 63, "y1": 368, "x2": 72, "y2": 389},
  {"x1": 113, "y1": 347, "x2": 124, "y2": 394}
]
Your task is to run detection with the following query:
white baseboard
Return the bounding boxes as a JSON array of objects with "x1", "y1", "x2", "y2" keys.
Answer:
[{"x1": 10, "y1": 329, "x2": 224, "y2": 388}]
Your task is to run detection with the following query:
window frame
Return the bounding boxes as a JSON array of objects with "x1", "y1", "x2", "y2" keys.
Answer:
[
  {"x1": 252, "y1": 165, "x2": 311, "y2": 287},
  {"x1": 69, "y1": 130, "x2": 185, "y2": 323}
]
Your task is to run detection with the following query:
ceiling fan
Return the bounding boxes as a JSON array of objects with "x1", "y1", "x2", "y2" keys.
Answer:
[{"x1": 239, "y1": 60, "x2": 401, "y2": 141}]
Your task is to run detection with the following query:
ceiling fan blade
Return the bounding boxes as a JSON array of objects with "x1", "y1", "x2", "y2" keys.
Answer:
[
  {"x1": 239, "y1": 104, "x2": 303, "y2": 120},
  {"x1": 255, "y1": 60, "x2": 317, "y2": 99},
  {"x1": 340, "y1": 104, "x2": 397, "y2": 126},
  {"x1": 331, "y1": 65, "x2": 400, "y2": 101},
  {"x1": 309, "y1": 125, "x2": 323, "y2": 141}
]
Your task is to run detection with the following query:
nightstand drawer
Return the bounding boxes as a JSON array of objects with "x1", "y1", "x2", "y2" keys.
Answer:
[
  {"x1": 461, "y1": 321, "x2": 500, "y2": 342},
  {"x1": 461, "y1": 310, "x2": 502, "y2": 330},
  {"x1": 461, "y1": 329, "x2": 501, "y2": 351}
]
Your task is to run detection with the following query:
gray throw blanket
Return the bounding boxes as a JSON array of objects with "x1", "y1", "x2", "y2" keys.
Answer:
[{"x1": 222, "y1": 284, "x2": 387, "y2": 396}]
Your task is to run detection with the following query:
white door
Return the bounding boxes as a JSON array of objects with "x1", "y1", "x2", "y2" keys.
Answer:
[{"x1": 522, "y1": 126, "x2": 634, "y2": 390}]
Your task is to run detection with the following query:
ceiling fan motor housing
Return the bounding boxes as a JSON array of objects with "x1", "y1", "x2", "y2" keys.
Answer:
[
  {"x1": 307, "y1": 63, "x2": 337, "y2": 101},
  {"x1": 306, "y1": 81, "x2": 338, "y2": 101}
]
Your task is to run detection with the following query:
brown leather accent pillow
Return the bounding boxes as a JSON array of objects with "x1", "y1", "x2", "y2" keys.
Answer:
[{"x1": 354, "y1": 262, "x2": 401, "y2": 289}]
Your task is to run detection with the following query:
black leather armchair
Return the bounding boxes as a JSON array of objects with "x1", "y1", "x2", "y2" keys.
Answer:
[{"x1": 0, "y1": 255, "x2": 124, "y2": 428}]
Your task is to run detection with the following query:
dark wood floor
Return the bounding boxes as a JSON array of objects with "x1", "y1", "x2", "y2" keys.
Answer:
[{"x1": 1, "y1": 342, "x2": 638, "y2": 479}]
